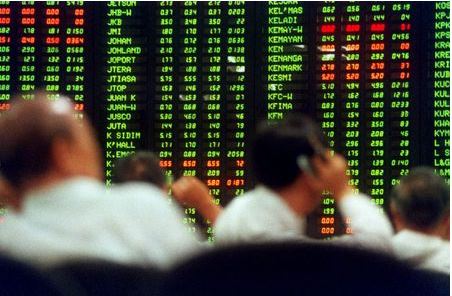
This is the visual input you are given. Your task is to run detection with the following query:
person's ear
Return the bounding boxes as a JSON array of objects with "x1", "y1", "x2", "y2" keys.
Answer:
[
  {"x1": 0, "y1": 178, "x2": 21, "y2": 211},
  {"x1": 439, "y1": 211, "x2": 450, "y2": 241},
  {"x1": 390, "y1": 203, "x2": 404, "y2": 232},
  {"x1": 51, "y1": 137, "x2": 76, "y2": 176}
]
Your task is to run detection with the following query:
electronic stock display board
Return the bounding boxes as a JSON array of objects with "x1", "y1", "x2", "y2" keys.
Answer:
[{"x1": 0, "y1": 1, "x2": 449, "y2": 239}]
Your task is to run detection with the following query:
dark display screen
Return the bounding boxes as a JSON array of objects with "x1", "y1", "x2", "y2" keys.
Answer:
[{"x1": 0, "y1": 1, "x2": 449, "y2": 240}]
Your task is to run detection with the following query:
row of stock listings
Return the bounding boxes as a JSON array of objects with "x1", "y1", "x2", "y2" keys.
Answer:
[{"x1": 0, "y1": 1, "x2": 448, "y2": 240}]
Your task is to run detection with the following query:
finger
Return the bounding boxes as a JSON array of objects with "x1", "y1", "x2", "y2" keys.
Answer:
[
  {"x1": 187, "y1": 176, "x2": 202, "y2": 186},
  {"x1": 179, "y1": 177, "x2": 191, "y2": 187},
  {"x1": 321, "y1": 149, "x2": 332, "y2": 160},
  {"x1": 331, "y1": 154, "x2": 348, "y2": 171},
  {"x1": 170, "y1": 183, "x2": 180, "y2": 197},
  {"x1": 311, "y1": 155, "x2": 328, "y2": 175},
  {"x1": 171, "y1": 179, "x2": 187, "y2": 196}
]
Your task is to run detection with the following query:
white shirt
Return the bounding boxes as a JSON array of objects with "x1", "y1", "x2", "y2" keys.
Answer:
[
  {"x1": 0, "y1": 178, "x2": 201, "y2": 269},
  {"x1": 214, "y1": 186, "x2": 394, "y2": 252},
  {"x1": 392, "y1": 230, "x2": 450, "y2": 274}
]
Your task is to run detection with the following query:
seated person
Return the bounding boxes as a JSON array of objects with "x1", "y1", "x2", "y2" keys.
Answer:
[
  {"x1": 113, "y1": 151, "x2": 167, "y2": 190},
  {"x1": 112, "y1": 151, "x2": 222, "y2": 223},
  {"x1": 0, "y1": 93, "x2": 202, "y2": 268},
  {"x1": 390, "y1": 167, "x2": 450, "y2": 274},
  {"x1": 214, "y1": 115, "x2": 394, "y2": 252}
]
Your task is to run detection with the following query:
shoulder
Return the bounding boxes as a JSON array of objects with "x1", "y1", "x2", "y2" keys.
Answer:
[
  {"x1": 112, "y1": 182, "x2": 168, "y2": 204},
  {"x1": 214, "y1": 188, "x2": 278, "y2": 235},
  {"x1": 392, "y1": 230, "x2": 427, "y2": 248},
  {"x1": 218, "y1": 190, "x2": 258, "y2": 218},
  {"x1": 423, "y1": 242, "x2": 450, "y2": 273},
  {"x1": 0, "y1": 212, "x2": 24, "y2": 239},
  {"x1": 431, "y1": 238, "x2": 450, "y2": 259},
  {"x1": 108, "y1": 182, "x2": 180, "y2": 217}
]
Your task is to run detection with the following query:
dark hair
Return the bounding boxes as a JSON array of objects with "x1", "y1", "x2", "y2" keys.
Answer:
[
  {"x1": 390, "y1": 167, "x2": 450, "y2": 229},
  {"x1": 251, "y1": 114, "x2": 328, "y2": 189},
  {"x1": 0, "y1": 93, "x2": 73, "y2": 186},
  {"x1": 112, "y1": 151, "x2": 166, "y2": 188}
]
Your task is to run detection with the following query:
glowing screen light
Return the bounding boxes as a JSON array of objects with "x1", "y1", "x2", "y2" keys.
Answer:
[{"x1": 0, "y1": 2, "x2": 447, "y2": 238}]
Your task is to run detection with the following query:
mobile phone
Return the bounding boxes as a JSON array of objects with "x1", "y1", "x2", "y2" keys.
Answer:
[
  {"x1": 296, "y1": 135, "x2": 327, "y2": 176},
  {"x1": 297, "y1": 155, "x2": 314, "y2": 175}
]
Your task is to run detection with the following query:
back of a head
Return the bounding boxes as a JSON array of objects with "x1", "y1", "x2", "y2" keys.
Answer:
[
  {"x1": 251, "y1": 114, "x2": 328, "y2": 190},
  {"x1": 0, "y1": 92, "x2": 101, "y2": 190},
  {"x1": 0, "y1": 93, "x2": 74, "y2": 187},
  {"x1": 112, "y1": 151, "x2": 166, "y2": 189},
  {"x1": 390, "y1": 167, "x2": 450, "y2": 230}
]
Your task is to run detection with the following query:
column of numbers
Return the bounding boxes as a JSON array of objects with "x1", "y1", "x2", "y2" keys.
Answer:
[
  {"x1": 155, "y1": 1, "x2": 175, "y2": 183},
  {"x1": 42, "y1": 1, "x2": 61, "y2": 99},
  {"x1": 432, "y1": 1, "x2": 450, "y2": 182},
  {"x1": 389, "y1": 3, "x2": 412, "y2": 187},
  {"x1": 64, "y1": 1, "x2": 85, "y2": 118},
  {"x1": 225, "y1": 1, "x2": 246, "y2": 204},
  {"x1": 0, "y1": 1, "x2": 10, "y2": 111},
  {"x1": 179, "y1": 1, "x2": 199, "y2": 233},
  {"x1": 202, "y1": 2, "x2": 222, "y2": 227},
  {"x1": 365, "y1": 3, "x2": 386, "y2": 206},
  {"x1": 316, "y1": 2, "x2": 338, "y2": 238},
  {"x1": 340, "y1": 3, "x2": 361, "y2": 192},
  {"x1": 17, "y1": 1, "x2": 36, "y2": 99}
]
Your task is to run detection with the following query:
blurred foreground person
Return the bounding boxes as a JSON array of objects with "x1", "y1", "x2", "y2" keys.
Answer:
[
  {"x1": 390, "y1": 167, "x2": 450, "y2": 273},
  {"x1": 112, "y1": 151, "x2": 222, "y2": 223},
  {"x1": 214, "y1": 115, "x2": 394, "y2": 251},
  {"x1": 0, "y1": 93, "x2": 201, "y2": 268}
]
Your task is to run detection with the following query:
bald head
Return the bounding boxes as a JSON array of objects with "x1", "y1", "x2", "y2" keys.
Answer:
[{"x1": 0, "y1": 92, "x2": 102, "y2": 190}]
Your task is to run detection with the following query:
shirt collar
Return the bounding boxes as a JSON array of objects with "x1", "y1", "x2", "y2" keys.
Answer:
[
  {"x1": 254, "y1": 185, "x2": 307, "y2": 235},
  {"x1": 395, "y1": 229, "x2": 448, "y2": 245},
  {"x1": 23, "y1": 177, "x2": 104, "y2": 213}
]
